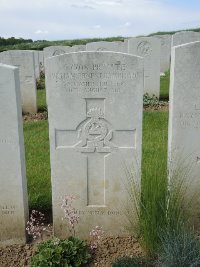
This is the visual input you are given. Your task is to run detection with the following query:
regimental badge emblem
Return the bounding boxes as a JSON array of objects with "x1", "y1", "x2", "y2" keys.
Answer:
[
  {"x1": 53, "y1": 49, "x2": 66, "y2": 56},
  {"x1": 75, "y1": 108, "x2": 115, "y2": 153},
  {"x1": 137, "y1": 41, "x2": 152, "y2": 57}
]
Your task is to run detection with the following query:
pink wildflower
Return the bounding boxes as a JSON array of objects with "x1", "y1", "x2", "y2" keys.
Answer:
[{"x1": 89, "y1": 226, "x2": 104, "y2": 250}]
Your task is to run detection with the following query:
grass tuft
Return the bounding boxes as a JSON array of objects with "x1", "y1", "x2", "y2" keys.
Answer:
[{"x1": 157, "y1": 227, "x2": 200, "y2": 267}]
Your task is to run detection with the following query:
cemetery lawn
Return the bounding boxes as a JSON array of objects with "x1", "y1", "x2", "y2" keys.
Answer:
[
  {"x1": 23, "y1": 120, "x2": 51, "y2": 211},
  {"x1": 141, "y1": 111, "x2": 168, "y2": 255},
  {"x1": 160, "y1": 70, "x2": 170, "y2": 100},
  {"x1": 23, "y1": 110, "x2": 168, "y2": 212},
  {"x1": 37, "y1": 89, "x2": 47, "y2": 112}
]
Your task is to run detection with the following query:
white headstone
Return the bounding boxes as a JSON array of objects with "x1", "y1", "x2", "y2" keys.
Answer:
[
  {"x1": 0, "y1": 50, "x2": 37, "y2": 114},
  {"x1": 172, "y1": 31, "x2": 200, "y2": 47},
  {"x1": 128, "y1": 37, "x2": 161, "y2": 98},
  {"x1": 86, "y1": 41, "x2": 128, "y2": 53},
  {"x1": 154, "y1": 34, "x2": 172, "y2": 72},
  {"x1": 0, "y1": 64, "x2": 28, "y2": 246},
  {"x1": 43, "y1": 46, "x2": 71, "y2": 60},
  {"x1": 39, "y1": 51, "x2": 44, "y2": 73},
  {"x1": 33, "y1": 51, "x2": 40, "y2": 79},
  {"x1": 168, "y1": 41, "x2": 200, "y2": 199},
  {"x1": 70, "y1": 45, "x2": 86, "y2": 52},
  {"x1": 46, "y1": 52, "x2": 143, "y2": 238}
]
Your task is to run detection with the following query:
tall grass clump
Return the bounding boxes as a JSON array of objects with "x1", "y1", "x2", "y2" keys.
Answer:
[
  {"x1": 125, "y1": 153, "x2": 200, "y2": 259},
  {"x1": 140, "y1": 154, "x2": 167, "y2": 256},
  {"x1": 139, "y1": 112, "x2": 168, "y2": 256},
  {"x1": 121, "y1": 111, "x2": 167, "y2": 256},
  {"x1": 157, "y1": 227, "x2": 200, "y2": 267},
  {"x1": 123, "y1": 153, "x2": 167, "y2": 256},
  {"x1": 125, "y1": 153, "x2": 200, "y2": 258},
  {"x1": 124, "y1": 112, "x2": 200, "y2": 260},
  {"x1": 165, "y1": 155, "x2": 196, "y2": 231},
  {"x1": 156, "y1": 155, "x2": 200, "y2": 266}
]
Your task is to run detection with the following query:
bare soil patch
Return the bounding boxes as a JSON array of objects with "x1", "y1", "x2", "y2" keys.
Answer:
[
  {"x1": 0, "y1": 234, "x2": 143, "y2": 267},
  {"x1": 143, "y1": 102, "x2": 168, "y2": 112},
  {"x1": 23, "y1": 112, "x2": 47, "y2": 122}
]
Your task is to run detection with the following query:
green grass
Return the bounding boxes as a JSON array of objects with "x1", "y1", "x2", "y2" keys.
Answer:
[
  {"x1": 37, "y1": 89, "x2": 47, "y2": 112},
  {"x1": 23, "y1": 120, "x2": 51, "y2": 211},
  {"x1": 142, "y1": 111, "x2": 168, "y2": 163},
  {"x1": 141, "y1": 111, "x2": 168, "y2": 255},
  {"x1": 129, "y1": 111, "x2": 198, "y2": 258},
  {"x1": 160, "y1": 71, "x2": 170, "y2": 100}
]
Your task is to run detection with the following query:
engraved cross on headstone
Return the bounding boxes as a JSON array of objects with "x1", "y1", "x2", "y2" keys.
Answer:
[{"x1": 55, "y1": 98, "x2": 136, "y2": 207}]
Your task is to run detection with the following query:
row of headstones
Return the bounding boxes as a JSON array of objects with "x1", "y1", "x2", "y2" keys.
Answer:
[
  {"x1": 0, "y1": 31, "x2": 200, "y2": 116},
  {"x1": 1, "y1": 39, "x2": 200, "y2": 245},
  {"x1": 0, "y1": 50, "x2": 46, "y2": 114},
  {"x1": 43, "y1": 30, "x2": 200, "y2": 98}
]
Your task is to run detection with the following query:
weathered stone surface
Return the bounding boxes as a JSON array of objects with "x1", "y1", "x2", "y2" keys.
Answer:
[
  {"x1": 43, "y1": 46, "x2": 71, "y2": 60},
  {"x1": 172, "y1": 31, "x2": 200, "y2": 47},
  {"x1": 70, "y1": 45, "x2": 86, "y2": 52},
  {"x1": 39, "y1": 51, "x2": 44, "y2": 72},
  {"x1": 33, "y1": 51, "x2": 40, "y2": 79},
  {"x1": 168, "y1": 41, "x2": 200, "y2": 203},
  {"x1": 0, "y1": 50, "x2": 37, "y2": 114},
  {"x1": 154, "y1": 34, "x2": 172, "y2": 72},
  {"x1": 86, "y1": 41, "x2": 128, "y2": 53},
  {"x1": 0, "y1": 64, "x2": 28, "y2": 246},
  {"x1": 128, "y1": 37, "x2": 160, "y2": 97},
  {"x1": 46, "y1": 52, "x2": 143, "y2": 238},
  {"x1": 28, "y1": 51, "x2": 40, "y2": 79}
]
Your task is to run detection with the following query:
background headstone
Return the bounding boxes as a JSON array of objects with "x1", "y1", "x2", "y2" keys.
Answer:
[
  {"x1": 154, "y1": 34, "x2": 172, "y2": 72},
  {"x1": 39, "y1": 51, "x2": 44, "y2": 73},
  {"x1": 46, "y1": 52, "x2": 143, "y2": 238},
  {"x1": 33, "y1": 51, "x2": 40, "y2": 79},
  {"x1": 0, "y1": 50, "x2": 37, "y2": 113},
  {"x1": 86, "y1": 41, "x2": 128, "y2": 53},
  {"x1": 168, "y1": 41, "x2": 200, "y2": 204},
  {"x1": 172, "y1": 31, "x2": 200, "y2": 47},
  {"x1": 0, "y1": 64, "x2": 28, "y2": 246},
  {"x1": 128, "y1": 37, "x2": 161, "y2": 98},
  {"x1": 70, "y1": 45, "x2": 86, "y2": 52},
  {"x1": 43, "y1": 46, "x2": 71, "y2": 60}
]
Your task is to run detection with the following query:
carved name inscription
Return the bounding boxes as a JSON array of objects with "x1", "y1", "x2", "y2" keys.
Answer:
[
  {"x1": 178, "y1": 103, "x2": 200, "y2": 129},
  {"x1": 0, "y1": 139, "x2": 17, "y2": 145},
  {"x1": 49, "y1": 62, "x2": 139, "y2": 95},
  {"x1": 74, "y1": 210, "x2": 123, "y2": 216},
  {"x1": 0, "y1": 205, "x2": 16, "y2": 216}
]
